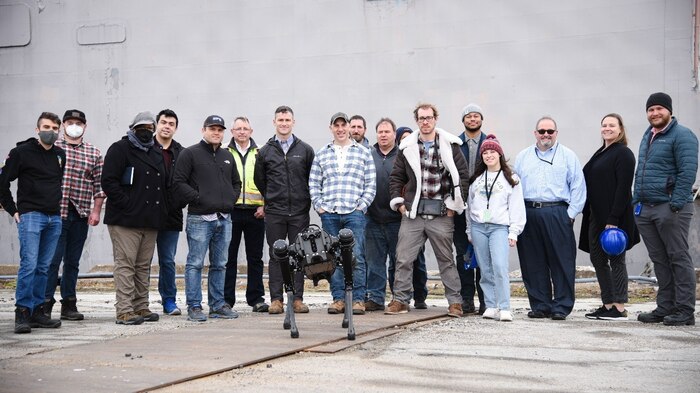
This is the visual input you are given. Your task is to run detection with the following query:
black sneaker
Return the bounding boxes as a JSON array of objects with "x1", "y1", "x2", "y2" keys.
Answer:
[
  {"x1": 598, "y1": 307, "x2": 628, "y2": 321},
  {"x1": 252, "y1": 302, "x2": 269, "y2": 313},
  {"x1": 585, "y1": 305, "x2": 609, "y2": 320},
  {"x1": 414, "y1": 300, "x2": 428, "y2": 310}
]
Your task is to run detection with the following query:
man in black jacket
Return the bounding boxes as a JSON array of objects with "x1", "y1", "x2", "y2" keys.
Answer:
[
  {"x1": 173, "y1": 115, "x2": 242, "y2": 322},
  {"x1": 0, "y1": 112, "x2": 65, "y2": 334},
  {"x1": 102, "y1": 111, "x2": 165, "y2": 326},
  {"x1": 254, "y1": 106, "x2": 315, "y2": 314},
  {"x1": 153, "y1": 109, "x2": 185, "y2": 316}
]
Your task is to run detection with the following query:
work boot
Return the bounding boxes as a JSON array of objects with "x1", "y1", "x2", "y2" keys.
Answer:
[
  {"x1": 43, "y1": 298, "x2": 56, "y2": 319},
  {"x1": 60, "y1": 297, "x2": 84, "y2": 321},
  {"x1": 462, "y1": 298, "x2": 476, "y2": 314},
  {"x1": 327, "y1": 300, "x2": 345, "y2": 314},
  {"x1": 352, "y1": 301, "x2": 366, "y2": 315},
  {"x1": 15, "y1": 306, "x2": 31, "y2": 334},
  {"x1": 293, "y1": 300, "x2": 309, "y2": 313},
  {"x1": 135, "y1": 308, "x2": 160, "y2": 322},
  {"x1": 447, "y1": 303, "x2": 463, "y2": 318},
  {"x1": 364, "y1": 300, "x2": 385, "y2": 311},
  {"x1": 384, "y1": 300, "x2": 409, "y2": 315},
  {"x1": 29, "y1": 304, "x2": 61, "y2": 329},
  {"x1": 116, "y1": 312, "x2": 145, "y2": 325},
  {"x1": 268, "y1": 299, "x2": 284, "y2": 314}
]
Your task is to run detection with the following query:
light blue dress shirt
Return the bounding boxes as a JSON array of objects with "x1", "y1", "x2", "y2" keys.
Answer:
[{"x1": 514, "y1": 142, "x2": 586, "y2": 219}]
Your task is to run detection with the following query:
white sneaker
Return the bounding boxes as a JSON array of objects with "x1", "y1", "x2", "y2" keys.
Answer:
[
  {"x1": 498, "y1": 310, "x2": 513, "y2": 322},
  {"x1": 482, "y1": 308, "x2": 498, "y2": 319}
]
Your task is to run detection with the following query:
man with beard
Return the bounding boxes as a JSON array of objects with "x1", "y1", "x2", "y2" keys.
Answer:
[
  {"x1": 1, "y1": 112, "x2": 65, "y2": 333},
  {"x1": 634, "y1": 92, "x2": 698, "y2": 326},
  {"x1": 455, "y1": 104, "x2": 486, "y2": 314},
  {"x1": 514, "y1": 116, "x2": 586, "y2": 321},
  {"x1": 349, "y1": 115, "x2": 369, "y2": 148}
]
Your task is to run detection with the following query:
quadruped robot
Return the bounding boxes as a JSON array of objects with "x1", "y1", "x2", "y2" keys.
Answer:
[{"x1": 272, "y1": 225, "x2": 356, "y2": 340}]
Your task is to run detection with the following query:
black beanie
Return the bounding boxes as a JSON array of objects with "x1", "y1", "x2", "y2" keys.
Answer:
[{"x1": 646, "y1": 92, "x2": 672, "y2": 114}]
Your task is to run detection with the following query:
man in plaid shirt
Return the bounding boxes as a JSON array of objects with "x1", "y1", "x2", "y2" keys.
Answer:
[
  {"x1": 309, "y1": 112, "x2": 376, "y2": 315},
  {"x1": 44, "y1": 109, "x2": 105, "y2": 320}
]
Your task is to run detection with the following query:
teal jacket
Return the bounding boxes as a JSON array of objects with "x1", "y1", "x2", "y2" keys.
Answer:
[{"x1": 632, "y1": 117, "x2": 698, "y2": 210}]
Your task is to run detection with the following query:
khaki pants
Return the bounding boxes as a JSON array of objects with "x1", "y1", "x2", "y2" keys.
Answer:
[
  {"x1": 394, "y1": 215, "x2": 462, "y2": 305},
  {"x1": 108, "y1": 225, "x2": 157, "y2": 316}
]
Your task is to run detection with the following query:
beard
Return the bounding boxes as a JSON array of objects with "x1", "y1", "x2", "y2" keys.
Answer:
[{"x1": 465, "y1": 124, "x2": 481, "y2": 133}]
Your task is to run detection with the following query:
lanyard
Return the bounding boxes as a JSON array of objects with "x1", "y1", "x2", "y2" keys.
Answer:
[{"x1": 484, "y1": 169, "x2": 502, "y2": 209}]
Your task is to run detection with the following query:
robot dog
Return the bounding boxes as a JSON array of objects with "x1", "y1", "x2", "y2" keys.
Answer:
[{"x1": 272, "y1": 225, "x2": 356, "y2": 340}]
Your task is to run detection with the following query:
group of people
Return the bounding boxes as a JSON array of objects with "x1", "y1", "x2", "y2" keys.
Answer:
[{"x1": 1, "y1": 92, "x2": 696, "y2": 334}]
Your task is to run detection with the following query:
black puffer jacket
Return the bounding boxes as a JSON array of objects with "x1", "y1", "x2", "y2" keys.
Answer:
[
  {"x1": 173, "y1": 140, "x2": 241, "y2": 215},
  {"x1": 102, "y1": 136, "x2": 165, "y2": 229},
  {"x1": 254, "y1": 136, "x2": 315, "y2": 216}
]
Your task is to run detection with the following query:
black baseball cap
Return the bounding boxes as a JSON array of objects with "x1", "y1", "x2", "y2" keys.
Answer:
[
  {"x1": 63, "y1": 109, "x2": 86, "y2": 123},
  {"x1": 203, "y1": 115, "x2": 226, "y2": 129}
]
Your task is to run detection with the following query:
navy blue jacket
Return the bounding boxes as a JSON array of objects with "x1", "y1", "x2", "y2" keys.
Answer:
[{"x1": 367, "y1": 144, "x2": 400, "y2": 223}]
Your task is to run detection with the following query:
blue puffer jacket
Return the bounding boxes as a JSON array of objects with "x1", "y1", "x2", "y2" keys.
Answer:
[{"x1": 632, "y1": 117, "x2": 698, "y2": 210}]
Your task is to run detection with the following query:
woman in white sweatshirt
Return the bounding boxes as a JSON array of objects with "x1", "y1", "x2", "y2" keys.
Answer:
[{"x1": 467, "y1": 135, "x2": 526, "y2": 322}]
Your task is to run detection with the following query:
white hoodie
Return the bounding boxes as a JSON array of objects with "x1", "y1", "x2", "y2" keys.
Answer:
[{"x1": 467, "y1": 170, "x2": 526, "y2": 241}]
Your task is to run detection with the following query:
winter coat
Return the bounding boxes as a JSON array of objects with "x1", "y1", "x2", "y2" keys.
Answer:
[
  {"x1": 158, "y1": 139, "x2": 185, "y2": 231},
  {"x1": 367, "y1": 144, "x2": 401, "y2": 223}
]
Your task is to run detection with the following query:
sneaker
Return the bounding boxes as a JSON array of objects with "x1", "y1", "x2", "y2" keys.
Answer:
[
  {"x1": 384, "y1": 300, "x2": 409, "y2": 315},
  {"x1": 364, "y1": 300, "x2": 385, "y2": 311},
  {"x1": 135, "y1": 308, "x2": 160, "y2": 322},
  {"x1": 447, "y1": 303, "x2": 463, "y2": 318},
  {"x1": 210, "y1": 304, "x2": 239, "y2": 319},
  {"x1": 293, "y1": 300, "x2": 309, "y2": 313},
  {"x1": 414, "y1": 300, "x2": 428, "y2": 309},
  {"x1": 598, "y1": 307, "x2": 628, "y2": 321},
  {"x1": 352, "y1": 301, "x2": 365, "y2": 315},
  {"x1": 482, "y1": 308, "x2": 498, "y2": 319},
  {"x1": 60, "y1": 297, "x2": 84, "y2": 321},
  {"x1": 187, "y1": 306, "x2": 208, "y2": 322},
  {"x1": 268, "y1": 300, "x2": 284, "y2": 314},
  {"x1": 163, "y1": 299, "x2": 182, "y2": 316},
  {"x1": 498, "y1": 310, "x2": 513, "y2": 322},
  {"x1": 585, "y1": 305, "x2": 609, "y2": 320},
  {"x1": 252, "y1": 302, "x2": 270, "y2": 313},
  {"x1": 327, "y1": 300, "x2": 345, "y2": 314},
  {"x1": 116, "y1": 312, "x2": 145, "y2": 325},
  {"x1": 663, "y1": 312, "x2": 695, "y2": 326}
]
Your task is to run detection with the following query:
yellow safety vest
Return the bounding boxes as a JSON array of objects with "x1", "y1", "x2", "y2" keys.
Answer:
[{"x1": 229, "y1": 146, "x2": 264, "y2": 206}]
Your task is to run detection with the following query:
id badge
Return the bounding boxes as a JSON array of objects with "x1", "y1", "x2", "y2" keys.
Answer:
[
  {"x1": 483, "y1": 209, "x2": 492, "y2": 222},
  {"x1": 634, "y1": 203, "x2": 642, "y2": 216}
]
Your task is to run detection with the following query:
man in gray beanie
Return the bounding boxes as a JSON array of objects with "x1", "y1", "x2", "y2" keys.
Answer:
[
  {"x1": 102, "y1": 111, "x2": 166, "y2": 325},
  {"x1": 454, "y1": 103, "x2": 487, "y2": 314},
  {"x1": 634, "y1": 92, "x2": 698, "y2": 326}
]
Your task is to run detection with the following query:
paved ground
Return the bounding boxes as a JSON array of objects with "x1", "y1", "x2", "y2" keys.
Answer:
[{"x1": 1, "y1": 289, "x2": 699, "y2": 392}]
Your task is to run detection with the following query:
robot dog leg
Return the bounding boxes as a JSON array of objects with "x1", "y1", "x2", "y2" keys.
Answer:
[
  {"x1": 338, "y1": 228, "x2": 356, "y2": 341},
  {"x1": 272, "y1": 239, "x2": 299, "y2": 339}
]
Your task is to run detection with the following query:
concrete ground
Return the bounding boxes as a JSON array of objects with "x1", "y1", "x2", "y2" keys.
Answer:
[{"x1": 1, "y1": 288, "x2": 698, "y2": 392}]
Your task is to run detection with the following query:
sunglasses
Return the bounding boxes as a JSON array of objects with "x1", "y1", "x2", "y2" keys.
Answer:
[{"x1": 536, "y1": 129, "x2": 557, "y2": 135}]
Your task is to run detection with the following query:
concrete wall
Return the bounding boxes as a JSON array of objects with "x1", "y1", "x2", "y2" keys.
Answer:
[{"x1": 1, "y1": 0, "x2": 699, "y2": 274}]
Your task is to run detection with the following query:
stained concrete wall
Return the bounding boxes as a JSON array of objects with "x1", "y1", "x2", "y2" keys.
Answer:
[{"x1": 0, "y1": 0, "x2": 698, "y2": 274}]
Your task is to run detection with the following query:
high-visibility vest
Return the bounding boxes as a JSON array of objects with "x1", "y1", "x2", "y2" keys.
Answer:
[{"x1": 229, "y1": 146, "x2": 264, "y2": 206}]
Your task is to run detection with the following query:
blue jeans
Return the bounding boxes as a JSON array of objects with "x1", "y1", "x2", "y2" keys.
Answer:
[
  {"x1": 156, "y1": 230, "x2": 180, "y2": 302},
  {"x1": 184, "y1": 214, "x2": 231, "y2": 311},
  {"x1": 45, "y1": 207, "x2": 88, "y2": 301},
  {"x1": 16, "y1": 212, "x2": 62, "y2": 310},
  {"x1": 365, "y1": 218, "x2": 400, "y2": 305},
  {"x1": 320, "y1": 210, "x2": 366, "y2": 302},
  {"x1": 471, "y1": 222, "x2": 511, "y2": 310}
]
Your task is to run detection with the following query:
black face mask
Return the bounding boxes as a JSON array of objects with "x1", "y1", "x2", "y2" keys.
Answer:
[{"x1": 134, "y1": 127, "x2": 153, "y2": 144}]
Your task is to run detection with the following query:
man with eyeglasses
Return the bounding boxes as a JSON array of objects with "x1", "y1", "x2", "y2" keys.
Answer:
[
  {"x1": 224, "y1": 116, "x2": 269, "y2": 313},
  {"x1": 386, "y1": 103, "x2": 468, "y2": 317},
  {"x1": 514, "y1": 116, "x2": 586, "y2": 321}
]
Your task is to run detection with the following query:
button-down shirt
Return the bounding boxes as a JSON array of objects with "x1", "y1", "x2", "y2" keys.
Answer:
[
  {"x1": 276, "y1": 135, "x2": 294, "y2": 154},
  {"x1": 309, "y1": 141, "x2": 376, "y2": 214},
  {"x1": 514, "y1": 142, "x2": 586, "y2": 219},
  {"x1": 55, "y1": 138, "x2": 106, "y2": 219}
]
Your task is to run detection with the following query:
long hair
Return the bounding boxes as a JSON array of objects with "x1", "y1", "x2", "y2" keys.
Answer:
[
  {"x1": 601, "y1": 113, "x2": 628, "y2": 146},
  {"x1": 470, "y1": 155, "x2": 519, "y2": 187}
]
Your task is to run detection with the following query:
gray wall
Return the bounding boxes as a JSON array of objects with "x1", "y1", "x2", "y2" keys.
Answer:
[{"x1": 1, "y1": 0, "x2": 699, "y2": 274}]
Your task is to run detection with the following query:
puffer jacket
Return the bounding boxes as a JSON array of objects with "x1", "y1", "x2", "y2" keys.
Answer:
[{"x1": 632, "y1": 117, "x2": 698, "y2": 210}]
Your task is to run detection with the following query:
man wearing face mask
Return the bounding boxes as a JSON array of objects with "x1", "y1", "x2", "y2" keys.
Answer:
[
  {"x1": 43, "y1": 110, "x2": 105, "y2": 321},
  {"x1": 102, "y1": 112, "x2": 166, "y2": 325},
  {"x1": 0, "y1": 112, "x2": 66, "y2": 334}
]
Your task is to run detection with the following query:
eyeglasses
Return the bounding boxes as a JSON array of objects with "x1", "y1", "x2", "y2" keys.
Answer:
[
  {"x1": 417, "y1": 116, "x2": 435, "y2": 123},
  {"x1": 233, "y1": 128, "x2": 251, "y2": 132},
  {"x1": 536, "y1": 129, "x2": 557, "y2": 135}
]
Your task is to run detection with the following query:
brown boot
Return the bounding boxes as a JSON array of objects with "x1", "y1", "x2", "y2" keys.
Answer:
[
  {"x1": 327, "y1": 300, "x2": 345, "y2": 314},
  {"x1": 384, "y1": 300, "x2": 409, "y2": 315},
  {"x1": 268, "y1": 299, "x2": 284, "y2": 314},
  {"x1": 293, "y1": 299, "x2": 309, "y2": 313},
  {"x1": 448, "y1": 303, "x2": 463, "y2": 318},
  {"x1": 352, "y1": 301, "x2": 365, "y2": 315}
]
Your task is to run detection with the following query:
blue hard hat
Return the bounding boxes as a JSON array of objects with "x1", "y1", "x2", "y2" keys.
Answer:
[{"x1": 599, "y1": 228, "x2": 628, "y2": 256}]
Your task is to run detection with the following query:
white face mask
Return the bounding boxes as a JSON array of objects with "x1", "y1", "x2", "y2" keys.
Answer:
[{"x1": 65, "y1": 124, "x2": 84, "y2": 138}]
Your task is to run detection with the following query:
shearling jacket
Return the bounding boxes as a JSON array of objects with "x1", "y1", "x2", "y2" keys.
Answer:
[{"x1": 389, "y1": 128, "x2": 469, "y2": 219}]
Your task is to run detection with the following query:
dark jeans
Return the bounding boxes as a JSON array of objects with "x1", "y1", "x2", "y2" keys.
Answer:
[
  {"x1": 635, "y1": 202, "x2": 695, "y2": 316},
  {"x1": 156, "y1": 230, "x2": 180, "y2": 302},
  {"x1": 225, "y1": 208, "x2": 266, "y2": 307},
  {"x1": 588, "y1": 214, "x2": 628, "y2": 304},
  {"x1": 454, "y1": 212, "x2": 484, "y2": 305},
  {"x1": 45, "y1": 207, "x2": 88, "y2": 301},
  {"x1": 320, "y1": 210, "x2": 367, "y2": 302},
  {"x1": 265, "y1": 213, "x2": 309, "y2": 302},
  {"x1": 517, "y1": 205, "x2": 577, "y2": 316}
]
